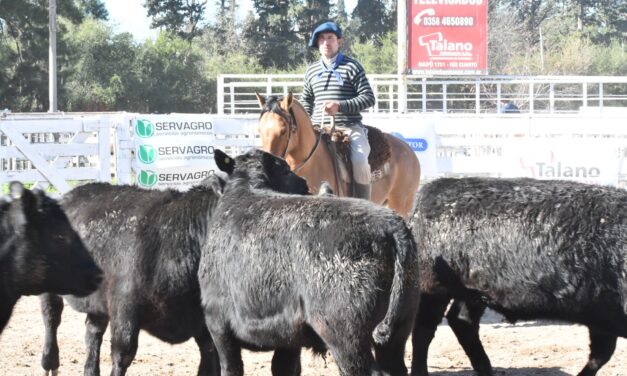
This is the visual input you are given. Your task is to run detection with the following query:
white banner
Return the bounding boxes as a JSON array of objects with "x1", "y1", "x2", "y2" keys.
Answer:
[
  {"x1": 364, "y1": 115, "x2": 438, "y2": 179},
  {"x1": 501, "y1": 138, "x2": 619, "y2": 186},
  {"x1": 131, "y1": 115, "x2": 256, "y2": 190}
]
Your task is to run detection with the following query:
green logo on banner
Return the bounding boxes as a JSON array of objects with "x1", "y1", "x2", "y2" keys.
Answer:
[
  {"x1": 137, "y1": 170, "x2": 158, "y2": 187},
  {"x1": 137, "y1": 145, "x2": 157, "y2": 164},
  {"x1": 136, "y1": 119, "x2": 155, "y2": 138}
]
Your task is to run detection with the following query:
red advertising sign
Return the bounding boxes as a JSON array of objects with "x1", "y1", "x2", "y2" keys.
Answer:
[{"x1": 409, "y1": 0, "x2": 488, "y2": 75}]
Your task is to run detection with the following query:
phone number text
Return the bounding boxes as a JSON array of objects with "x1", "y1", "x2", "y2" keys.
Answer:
[{"x1": 422, "y1": 16, "x2": 474, "y2": 27}]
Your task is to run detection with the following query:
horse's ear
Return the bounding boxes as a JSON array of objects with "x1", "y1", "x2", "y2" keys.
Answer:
[
  {"x1": 280, "y1": 92, "x2": 293, "y2": 110},
  {"x1": 255, "y1": 92, "x2": 266, "y2": 109}
]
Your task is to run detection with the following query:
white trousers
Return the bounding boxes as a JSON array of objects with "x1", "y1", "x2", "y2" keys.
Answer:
[{"x1": 337, "y1": 124, "x2": 371, "y2": 185}]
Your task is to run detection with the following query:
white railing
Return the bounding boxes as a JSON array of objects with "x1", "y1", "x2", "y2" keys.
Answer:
[
  {"x1": 0, "y1": 112, "x2": 119, "y2": 194},
  {"x1": 217, "y1": 74, "x2": 627, "y2": 115}
]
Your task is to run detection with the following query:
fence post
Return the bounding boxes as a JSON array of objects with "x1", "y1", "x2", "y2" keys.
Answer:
[
  {"x1": 422, "y1": 78, "x2": 427, "y2": 113},
  {"x1": 97, "y1": 118, "x2": 111, "y2": 182},
  {"x1": 549, "y1": 83, "x2": 555, "y2": 113},
  {"x1": 599, "y1": 81, "x2": 604, "y2": 112},
  {"x1": 114, "y1": 114, "x2": 134, "y2": 185},
  {"x1": 529, "y1": 82, "x2": 534, "y2": 113},
  {"x1": 475, "y1": 82, "x2": 481, "y2": 114},
  {"x1": 217, "y1": 75, "x2": 224, "y2": 115}
]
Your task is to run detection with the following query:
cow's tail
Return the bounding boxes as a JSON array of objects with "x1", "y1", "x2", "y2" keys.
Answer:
[{"x1": 372, "y1": 225, "x2": 419, "y2": 345}]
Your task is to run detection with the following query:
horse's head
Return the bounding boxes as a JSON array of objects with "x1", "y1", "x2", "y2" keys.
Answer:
[{"x1": 256, "y1": 92, "x2": 295, "y2": 158}]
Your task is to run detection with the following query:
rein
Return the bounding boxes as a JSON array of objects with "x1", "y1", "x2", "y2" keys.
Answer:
[
  {"x1": 278, "y1": 108, "x2": 295, "y2": 159},
  {"x1": 287, "y1": 106, "x2": 323, "y2": 174},
  {"x1": 324, "y1": 114, "x2": 344, "y2": 196}
]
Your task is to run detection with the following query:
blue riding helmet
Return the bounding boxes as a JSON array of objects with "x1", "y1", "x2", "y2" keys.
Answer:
[{"x1": 308, "y1": 21, "x2": 342, "y2": 48}]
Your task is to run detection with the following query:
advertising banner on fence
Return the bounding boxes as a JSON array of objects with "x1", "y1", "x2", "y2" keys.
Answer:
[
  {"x1": 363, "y1": 115, "x2": 437, "y2": 178},
  {"x1": 131, "y1": 115, "x2": 256, "y2": 190},
  {"x1": 409, "y1": 0, "x2": 488, "y2": 75},
  {"x1": 500, "y1": 139, "x2": 619, "y2": 186}
]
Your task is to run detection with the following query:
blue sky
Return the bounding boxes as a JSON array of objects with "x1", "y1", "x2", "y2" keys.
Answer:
[{"x1": 103, "y1": 0, "x2": 357, "y2": 41}]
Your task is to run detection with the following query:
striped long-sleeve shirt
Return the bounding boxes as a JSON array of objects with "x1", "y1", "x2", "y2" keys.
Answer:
[{"x1": 300, "y1": 54, "x2": 375, "y2": 126}]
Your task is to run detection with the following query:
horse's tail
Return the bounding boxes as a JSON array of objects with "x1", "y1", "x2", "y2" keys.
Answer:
[{"x1": 372, "y1": 222, "x2": 420, "y2": 345}]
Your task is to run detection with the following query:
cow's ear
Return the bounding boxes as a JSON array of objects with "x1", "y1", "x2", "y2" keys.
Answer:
[
  {"x1": 214, "y1": 149, "x2": 235, "y2": 175},
  {"x1": 280, "y1": 92, "x2": 293, "y2": 110},
  {"x1": 261, "y1": 151, "x2": 283, "y2": 174},
  {"x1": 9, "y1": 182, "x2": 36, "y2": 227},
  {"x1": 255, "y1": 92, "x2": 266, "y2": 109},
  {"x1": 10, "y1": 181, "x2": 24, "y2": 200}
]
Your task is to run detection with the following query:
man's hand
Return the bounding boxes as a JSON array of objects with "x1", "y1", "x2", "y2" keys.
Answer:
[{"x1": 323, "y1": 101, "x2": 340, "y2": 115}]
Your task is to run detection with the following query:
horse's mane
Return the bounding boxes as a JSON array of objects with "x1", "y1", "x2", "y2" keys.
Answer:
[
  {"x1": 288, "y1": 98, "x2": 312, "y2": 127},
  {"x1": 260, "y1": 95, "x2": 313, "y2": 129}
]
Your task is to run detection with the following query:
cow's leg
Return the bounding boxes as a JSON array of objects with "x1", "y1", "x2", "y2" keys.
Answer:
[
  {"x1": 577, "y1": 330, "x2": 617, "y2": 376},
  {"x1": 410, "y1": 294, "x2": 450, "y2": 376},
  {"x1": 205, "y1": 322, "x2": 243, "y2": 376},
  {"x1": 374, "y1": 306, "x2": 414, "y2": 376},
  {"x1": 445, "y1": 299, "x2": 492, "y2": 376},
  {"x1": 40, "y1": 293, "x2": 63, "y2": 376},
  {"x1": 374, "y1": 340, "x2": 408, "y2": 376},
  {"x1": 271, "y1": 348, "x2": 301, "y2": 376},
  {"x1": 84, "y1": 313, "x2": 109, "y2": 376},
  {"x1": 109, "y1": 304, "x2": 140, "y2": 376},
  {"x1": 329, "y1": 339, "x2": 379, "y2": 376},
  {"x1": 194, "y1": 329, "x2": 220, "y2": 376},
  {"x1": 312, "y1": 318, "x2": 379, "y2": 376}
]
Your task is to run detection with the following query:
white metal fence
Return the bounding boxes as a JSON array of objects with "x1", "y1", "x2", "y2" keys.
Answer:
[
  {"x1": 0, "y1": 112, "x2": 118, "y2": 194},
  {"x1": 218, "y1": 74, "x2": 627, "y2": 115}
]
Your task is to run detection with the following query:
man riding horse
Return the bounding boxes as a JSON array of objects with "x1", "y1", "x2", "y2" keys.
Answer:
[{"x1": 301, "y1": 21, "x2": 375, "y2": 200}]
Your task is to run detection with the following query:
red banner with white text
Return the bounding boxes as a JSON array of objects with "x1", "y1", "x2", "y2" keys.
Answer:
[{"x1": 409, "y1": 0, "x2": 488, "y2": 75}]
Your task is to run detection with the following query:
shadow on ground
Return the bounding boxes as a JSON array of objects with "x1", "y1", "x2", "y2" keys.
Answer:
[{"x1": 427, "y1": 367, "x2": 570, "y2": 376}]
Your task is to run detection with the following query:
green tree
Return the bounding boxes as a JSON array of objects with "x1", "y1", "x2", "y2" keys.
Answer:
[
  {"x1": 0, "y1": 0, "x2": 87, "y2": 111},
  {"x1": 349, "y1": 0, "x2": 390, "y2": 45},
  {"x1": 203, "y1": 0, "x2": 240, "y2": 55},
  {"x1": 136, "y1": 34, "x2": 212, "y2": 112},
  {"x1": 349, "y1": 31, "x2": 396, "y2": 73},
  {"x1": 62, "y1": 19, "x2": 141, "y2": 111},
  {"x1": 500, "y1": 0, "x2": 556, "y2": 45},
  {"x1": 567, "y1": 0, "x2": 627, "y2": 43},
  {"x1": 80, "y1": 0, "x2": 109, "y2": 20},
  {"x1": 144, "y1": 0, "x2": 208, "y2": 42},
  {"x1": 242, "y1": 0, "x2": 300, "y2": 69},
  {"x1": 330, "y1": 0, "x2": 349, "y2": 31}
]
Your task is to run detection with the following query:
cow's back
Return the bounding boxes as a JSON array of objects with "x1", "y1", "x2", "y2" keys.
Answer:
[{"x1": 410, "y1": 177, "x2": 627, "y2": 327}]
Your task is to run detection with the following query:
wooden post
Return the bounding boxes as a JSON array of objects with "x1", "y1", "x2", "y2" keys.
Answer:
[
  {"x1": 48, "y1": 0, "x2": 57, "y2": 112},
  {"x1": 397, "y1": 0, "x2": 408, "y2": 113}
]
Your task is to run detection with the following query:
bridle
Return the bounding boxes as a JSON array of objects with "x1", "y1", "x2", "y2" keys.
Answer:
[{"x1": 267, "y1": 103, "x2": 323, "y2": 173}]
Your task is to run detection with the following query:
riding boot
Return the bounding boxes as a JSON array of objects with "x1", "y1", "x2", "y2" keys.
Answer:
[{"x1": 354, "y1": 183, "x2": 371, "y2": 200}]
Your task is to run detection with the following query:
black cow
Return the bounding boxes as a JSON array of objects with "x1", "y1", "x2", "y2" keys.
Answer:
[
  {"x1": 1, "y1": 182, "x2": 101, "y2": 334},
  {"x1": 39, "y1": 177, "x2": 226, "y2": 376},
  {"x1": 409, "y1": 177, "x2": 627, "y2": 376},
  {"x1": 198, "y1": 149, "x2": 420, "y2": 376}
]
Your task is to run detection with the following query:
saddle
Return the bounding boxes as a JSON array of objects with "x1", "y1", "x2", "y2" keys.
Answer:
[{"x1": 312, "y1": 124, "x2": 391, "y2": 183}]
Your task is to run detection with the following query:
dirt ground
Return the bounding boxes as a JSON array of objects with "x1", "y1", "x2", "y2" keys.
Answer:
[{"x1": 0, "y1": 296, "x2": 625, "y2": 376}]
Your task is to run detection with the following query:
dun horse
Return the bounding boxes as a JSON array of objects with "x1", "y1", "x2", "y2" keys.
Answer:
[{"x1": 256, "y1": 93, "x2": 421, "y2": 218}]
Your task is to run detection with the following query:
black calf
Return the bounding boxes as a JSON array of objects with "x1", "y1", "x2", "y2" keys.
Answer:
[
  {"x1": 409, "y1": 177, "x2": 627, "y2": 376},
  {"x1": 1, "y1": 182, "x2": 101, "y2": 333},
  {"x1": 198, "y1": 149, "x2": 420, "y2": 376}
]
